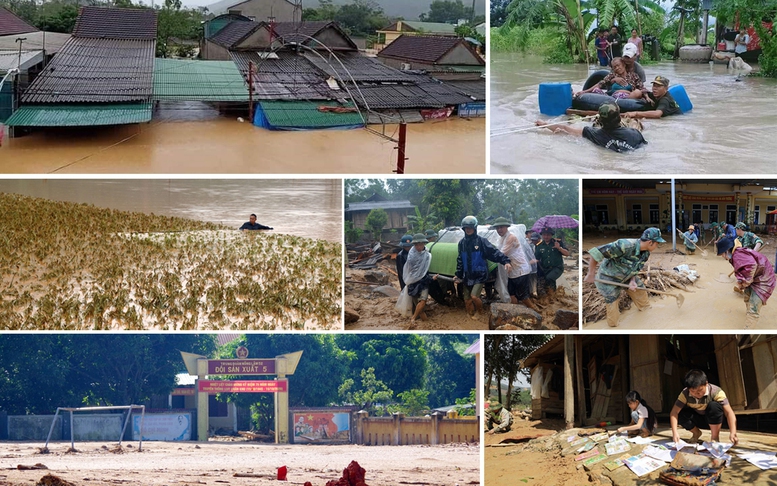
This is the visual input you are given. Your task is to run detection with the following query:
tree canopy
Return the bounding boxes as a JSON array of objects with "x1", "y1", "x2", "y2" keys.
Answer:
[{"x1": 0, "y1": 334, "x2": 476, "y2": 427}]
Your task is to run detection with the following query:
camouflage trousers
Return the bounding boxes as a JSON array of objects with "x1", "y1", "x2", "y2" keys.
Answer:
[{"x1": 744, "y1": 287, "x2": 764, "y2": 327}]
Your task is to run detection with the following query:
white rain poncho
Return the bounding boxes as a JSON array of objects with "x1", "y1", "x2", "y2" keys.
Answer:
[
  {"x1": 394, "y1": 246, "x2": 432, "y2": 317},
  {"x1": 495, "y1": 224, "x2": 536, "y2": 302}
]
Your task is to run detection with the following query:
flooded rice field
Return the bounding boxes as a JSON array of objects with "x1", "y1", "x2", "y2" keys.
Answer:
[
  {"x1": 0, "y1": 179, "x2": 341, "y2": 243},
  {"x1": 491, "y1": 54, "x2": 777, "y2": 173},
  {"x1": 583, "y1": 234, "x2": 777, "y2": 329},
  {"x1": 0, "y1": 191, "x2": 342, "y2": 330},
  {"x1": 0, "y1": 102, "x2": 485, "y2": 174}
]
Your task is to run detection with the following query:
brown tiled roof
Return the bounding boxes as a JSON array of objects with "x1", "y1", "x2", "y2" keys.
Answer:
[
  {"x1": 0, "y1": 7, "x2": 38, "y2": 36},
  {"x1": 73, "y1": 6, "x2": 157, "y2": 40},
  {"x1": 22, "y1": 37, "x2": 154, "y2": 103},
  {"x1": 270, "y1": 21, "x2": 356, "y2": 50},
  {"x1": 209, "y1": 19, "x2": 260, "y2": 48},
  {"x1": 378, "y1": 35, "x2": 483, "y2": 65}
]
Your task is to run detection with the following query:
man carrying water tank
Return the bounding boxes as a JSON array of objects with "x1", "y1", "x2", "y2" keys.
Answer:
[{"x1": 624, "y1": 76, "x2": 681, "y2": 119}]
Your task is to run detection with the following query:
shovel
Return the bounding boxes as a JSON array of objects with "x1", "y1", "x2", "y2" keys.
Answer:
[
  {"x1": 677, "y1": 229, "x2": 708, "y2": 257},
  {"x1": 595, "y1": 278, "x2": 685, "y2": 308}
]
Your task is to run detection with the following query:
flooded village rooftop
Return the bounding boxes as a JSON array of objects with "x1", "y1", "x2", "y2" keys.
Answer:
[{"x1": 0, "y1": 6, "x2": 485, "y2": 173}]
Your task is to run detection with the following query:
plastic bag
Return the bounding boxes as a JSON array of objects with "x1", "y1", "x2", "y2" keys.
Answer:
[{"x1": 395, "y1": 287, "x2": 414, "y2": 317}]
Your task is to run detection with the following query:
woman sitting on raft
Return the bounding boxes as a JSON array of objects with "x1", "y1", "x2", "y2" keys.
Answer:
[{"x1": 575, "y1": 57, "x2": 645, "y2": 100}]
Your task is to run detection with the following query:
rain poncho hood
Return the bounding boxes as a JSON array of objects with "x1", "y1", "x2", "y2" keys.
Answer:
[{"x1": 495, "y1": 224, "x2": 536, "y2": 302}]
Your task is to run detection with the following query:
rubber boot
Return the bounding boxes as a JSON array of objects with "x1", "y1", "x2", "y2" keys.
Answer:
[
  {"x1": 521, "y1": 298, "x2": 541, "y2": 313},
  {"x1": 745, "y1": 311, "x2": 759, "y2": 328}
]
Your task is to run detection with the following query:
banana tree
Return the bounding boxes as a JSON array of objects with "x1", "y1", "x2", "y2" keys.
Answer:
[{"x1": 555, "y1": 0, "x2": 596, "y2": 62}]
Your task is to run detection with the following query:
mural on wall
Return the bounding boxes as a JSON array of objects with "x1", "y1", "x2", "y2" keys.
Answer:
[
  {"x1": 132, "y1": 413, "x2": 192, "y2": 441},
  {"x1": 292, "y1": 412, "x2": 350, "y2": 443}
]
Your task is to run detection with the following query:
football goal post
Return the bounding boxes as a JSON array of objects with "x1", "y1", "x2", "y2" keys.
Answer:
[{"x1": 44, "y1": 405, "x2": 145, "y2": 451}]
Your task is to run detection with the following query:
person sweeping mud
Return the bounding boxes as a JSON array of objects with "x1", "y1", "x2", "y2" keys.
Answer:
[
  {"x1": 717, "y1": 237, "x2": 776, "y2": 325},
  {"x1": 395, "y1": 234, "x2": 438, "y2": 325},
  {"x1": 454, "y1": 216, "x2": 512, "y2": 318},
  {"x1": 681, "y1": 225, "x2": 698, "y2": 255},
  {"x1": 670, "y1": 370, "x2": 738, "y2": 445},
  {"x1": 584, "y1": 228, "x2": 665, "y2": 327},
  {"x1": 492, "y1": 217, "x2": 541, "y2": 312},
  {"x1": 486, "y1": 402, "x2": 513, "y2": 435}
]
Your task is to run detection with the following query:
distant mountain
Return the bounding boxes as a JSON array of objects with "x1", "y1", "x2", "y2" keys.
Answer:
[{"x1": 324, "y1": 0, "x2": 486, "y2": 21}]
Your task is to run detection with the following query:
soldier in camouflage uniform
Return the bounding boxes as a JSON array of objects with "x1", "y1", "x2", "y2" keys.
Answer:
[
  {"x1": 584, "y1": 228, "x2": 665, "y2": 327},
  {"x1": 717, "y1": 237, "x2": 776, "y2": 326},
  {"x1": 735, "y1": 222, "x2": 764, "y2": 251},
  {"x1": 486, "y1": 402, "x2": 513, "y2": 434},
  {"x1": 710, "y1": 223, "x2": 721, "y2": 244}
]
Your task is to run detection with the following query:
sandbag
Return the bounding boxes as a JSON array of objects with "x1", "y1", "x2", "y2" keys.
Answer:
[{"x1": 572, "y1": 93, "x2": 649, "y2": 113}]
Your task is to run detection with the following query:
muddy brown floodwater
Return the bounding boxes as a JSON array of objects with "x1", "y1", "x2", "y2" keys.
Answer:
[
  {"x1": 0, "y1": 440, "x2": 480, "y2": 486},
  {"x1": 582, "y1": 233, "x2": 777, "y2": 329},
  {"x1": 0, "y1": 179, "x2": 341, "y2": 243},
  {"x1": 0, "y1": 103, "x2": 485, "y2": 174},
  {"x1": 491, "y1": 54, "x2": 777, "y2": 173}
]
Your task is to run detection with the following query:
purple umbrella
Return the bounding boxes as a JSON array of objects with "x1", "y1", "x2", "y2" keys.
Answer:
[{"x1": 531, "y1": 215, "x2": 579, "y2": 232}]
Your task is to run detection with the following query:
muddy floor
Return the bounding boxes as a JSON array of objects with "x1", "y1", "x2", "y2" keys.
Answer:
[
  {"x1": 344, "y1": 256, "x2": 579, "y2": 331},
  {"x1": 0, "y1": 440, "x2": 480, "y2": 486},
  {"x1": 0, "y1": 116, "x2": 485, "y2": 174},
  {"x1": 485, "y1": 415, "x2": 777, "y2": 486},
  {"x1": 582, "y1": 233, "x2": 777, "y2": 330}
]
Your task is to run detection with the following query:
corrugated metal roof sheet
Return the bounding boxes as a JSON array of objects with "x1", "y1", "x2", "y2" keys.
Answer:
[
  {"x1": 303, "y1": 52, "x2": 416, "y2": 83},
  {"x1": 5, "y1": 103, "x2": 152, "y2": 126},
  {"x1": 153, "y1": 58, "x2": 249, "y2": 101},
  {"x1": 0, "y1": 7, "x2": 38, "y2": 36},
  {"x1": 442, "y1": 79, "x2": 485, "y2": 101},
  {"x1": 21, "y1": 37, "x2": 155, "y2": 103},
  {"x1": 259, "y1": 100, "x2": 363, "y2": 129},
  {"x1": 270, "y1": 21, "x2": 356, "y2": 49},
  {"x1": 414, "y1": 78, "x2": 475, "y2": 105},
  {"x1": 392, "y1": 21, "x2": 457, "y2": 34},
  {"x1": 0, "y1": 50, "x2": 42, "y2": 72},
  {"x1": 345, "y1": 200, "x2": 414, "y2": 212},
  {"x1": 347, "y1": 83, "x2": 444, "y2": 110},
  {"x1": 73, "y1": 6, "x2": 158, "y2": 40},
  {"x1": 231, "y1": 51, "x2": 335, "y2": 100}
]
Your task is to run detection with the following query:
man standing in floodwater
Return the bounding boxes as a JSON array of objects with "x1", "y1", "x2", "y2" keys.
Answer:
[
  {"x1": 670, "y1": 369, "x2": 738, "y2": 445},
  {"x1": 239, "y1": 214, "x2": 273, "y2": 230},
  {"x1": 584, "y1": 228, "x2": 665, "y2": 327}
]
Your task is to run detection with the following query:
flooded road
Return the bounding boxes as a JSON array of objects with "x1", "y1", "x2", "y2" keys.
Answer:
[
  {"x1": 583, "y1": 234, "x2": 777, "y2": 329},
  {"x1": 0, "y1": 102, "x2": 484, "y2": 174},
  {"x1": 491, "y1": 54, "x2": 777, "y2": 173},
  {"x1": 0, "y1": 179, "x2": 341, "y2": 242}
]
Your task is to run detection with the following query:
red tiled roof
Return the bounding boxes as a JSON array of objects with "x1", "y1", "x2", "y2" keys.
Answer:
[
  {"x1": 0, "y1": 7, "x2": 38, "y2": 36},
  {"x1": 73, "y1": 6, "x2": 157, "y2": 40},
  {"x1": 378, "y1": 35, "x2": 483, "y2": 65}
]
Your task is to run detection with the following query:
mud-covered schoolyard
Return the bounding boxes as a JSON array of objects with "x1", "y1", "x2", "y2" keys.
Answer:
[
  {"x1": 0, "y1": 440, "x2": 480, "y2": 486},
  {"x1": 583, "y1": 233, "x2": 777, "y2": 329},
  {"x1": 485, "y1": 413, "x2": 777, "y2": 485}
]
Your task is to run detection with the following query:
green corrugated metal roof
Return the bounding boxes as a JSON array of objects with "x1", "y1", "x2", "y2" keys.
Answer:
[
  {"x1": 259, "y1": 101, "x2": 364, "y2": 129},
  {"x1": 401, "y1": 21, "x2": 458, "y2": 34},
  {"x1": 5, "y1": 103, "x2": 152, "y2": 126},
  {"x1": 153, "y1": 58, "x2": 249, "y2": 101}
]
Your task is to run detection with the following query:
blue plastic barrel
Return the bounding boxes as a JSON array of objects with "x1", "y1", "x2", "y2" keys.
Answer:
[
  {"x1": 538, "y1": 82, "x2": 572, "y2": 116},
  {"x1": 668, "y1": 85, "x2": 692, "y2": 113}
]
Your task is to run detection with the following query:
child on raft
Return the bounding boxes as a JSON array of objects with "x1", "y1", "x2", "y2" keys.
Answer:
[{"x1": 617, "y1": 390, "x2": 657, "y2": 438}]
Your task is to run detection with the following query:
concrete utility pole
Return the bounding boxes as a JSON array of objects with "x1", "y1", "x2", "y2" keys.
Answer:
[{"x1": 15, "y1": 37, "x2": 26, "y2": 70}]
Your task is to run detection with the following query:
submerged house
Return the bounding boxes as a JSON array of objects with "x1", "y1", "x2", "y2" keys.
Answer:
[
  {"x1": 345, "y1": 193, "x2": 415, "y2": 239},
  {"x1": 522, "y1": 335, "x2": 777, "y2": 429},
  {"x1": 6, "y1": 6, "x2": 157, "y2": 129},
  {"x1": 200, "y1": 18, "x2": 475, "y2": 128},
  {"x1": 375, "y1": 20, "x2": 458, "y2": 51},
  {"x1": 377, "y1": 35, "x2": 484, "y2": 80}
]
